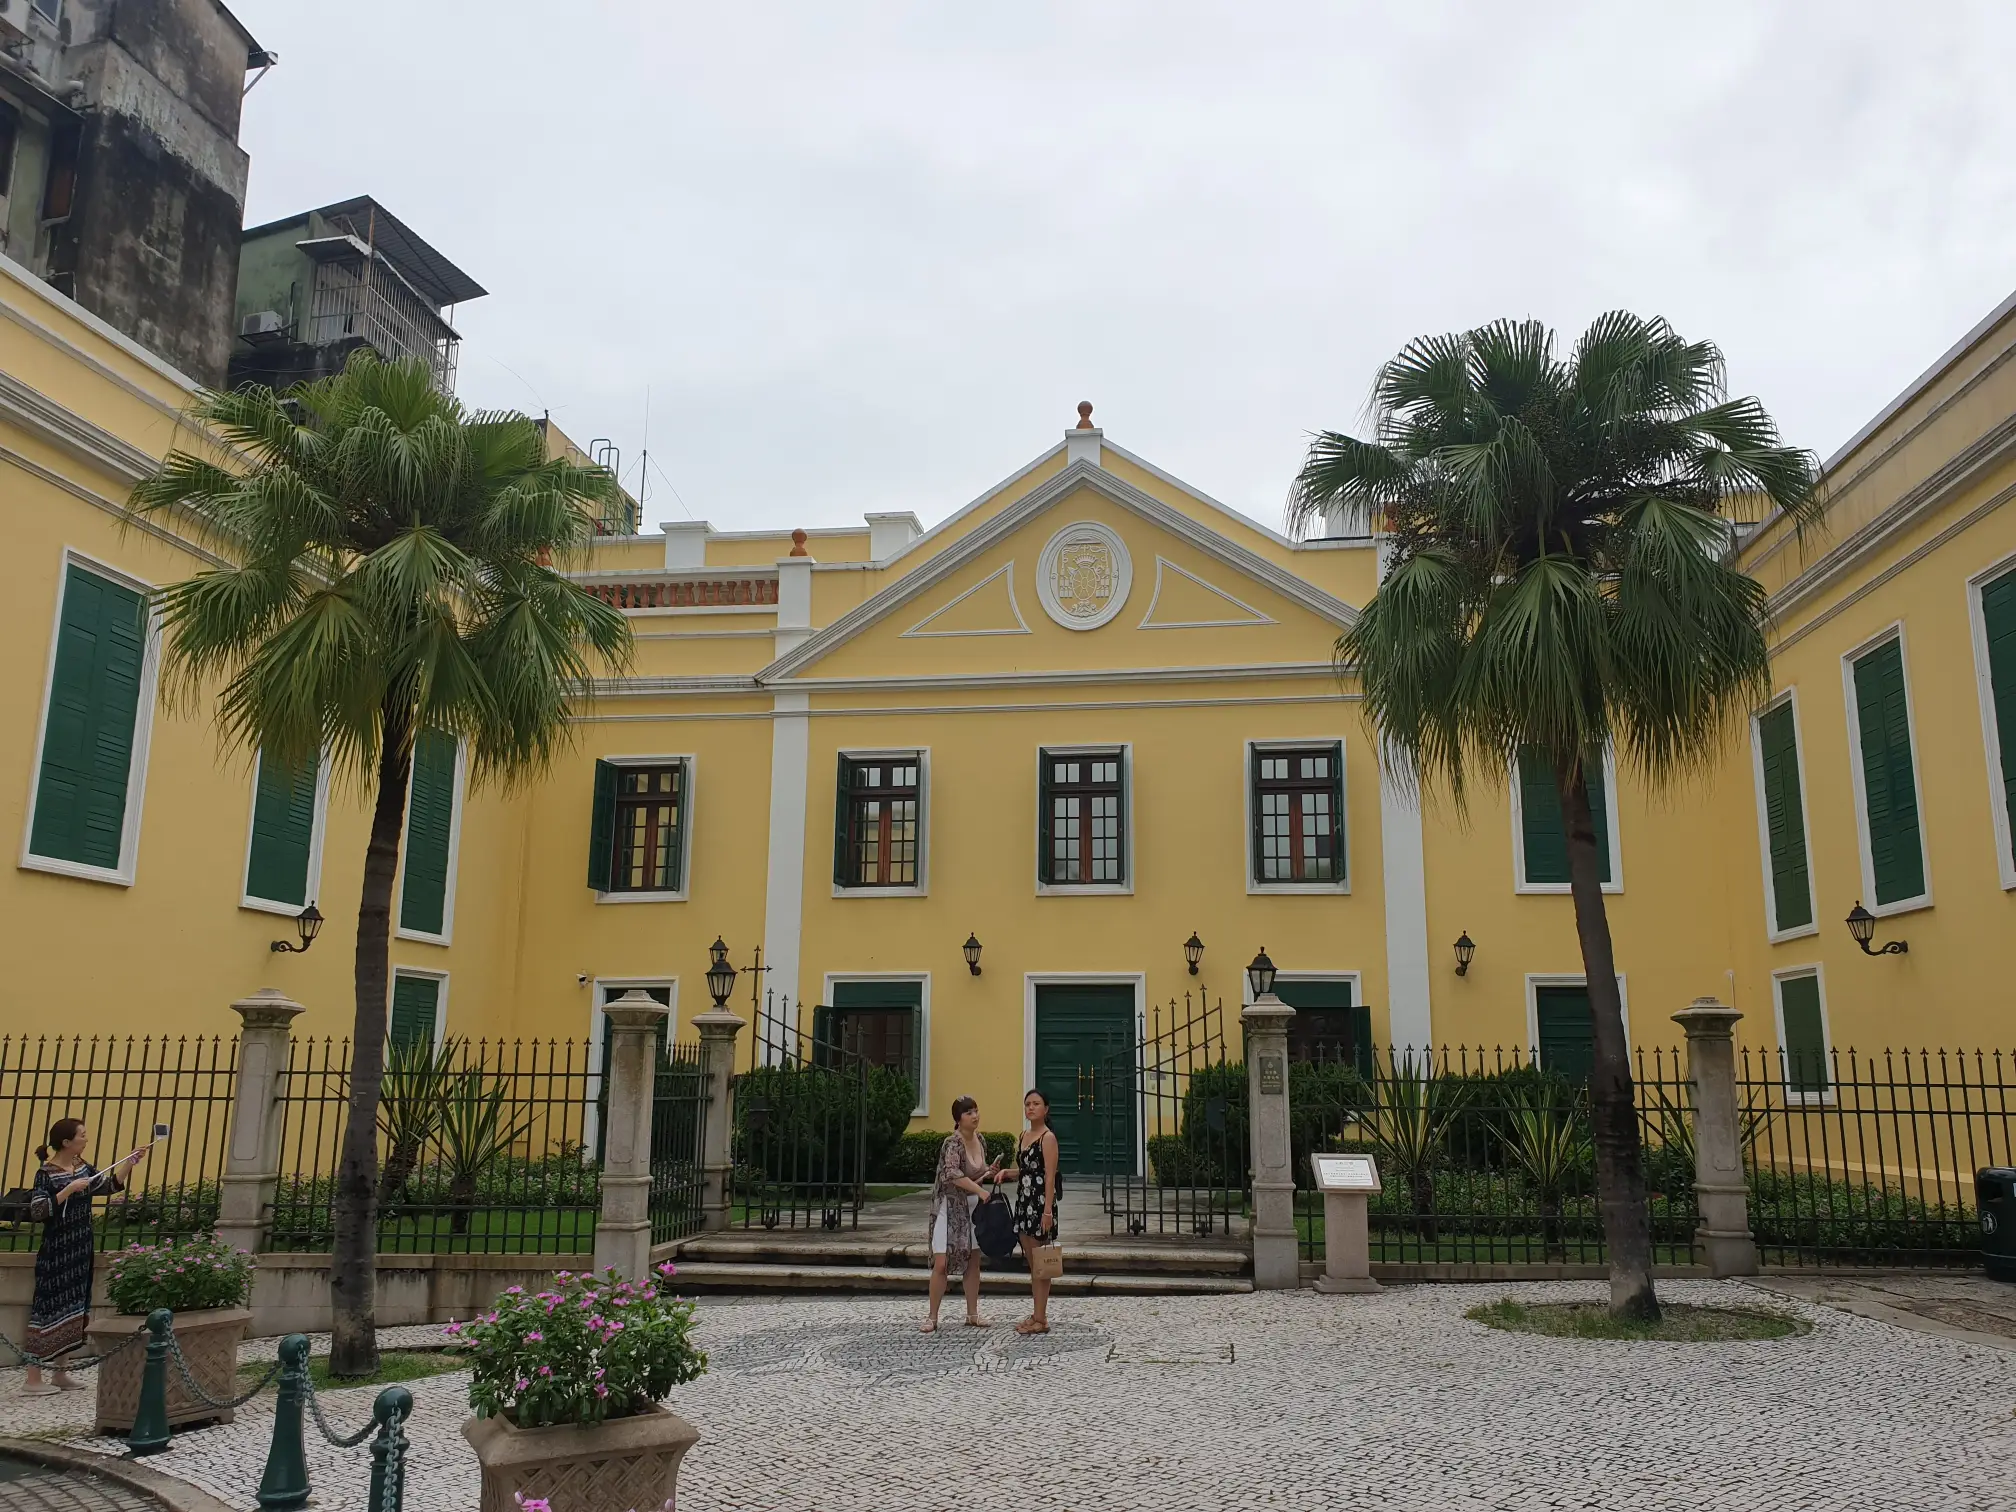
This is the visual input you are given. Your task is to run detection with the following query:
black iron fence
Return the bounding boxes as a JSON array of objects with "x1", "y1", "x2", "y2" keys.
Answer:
[
  {"x1": 267, "y1": 1036, "x2": 600, "y2": 1254},
  {"x1": 1100, "y1": 990, "x2": 1247, "y2": 1239},
  {"x1": 1739, "y1": 1045, "x2": 2016, "y2": 1267},
  {"x1": 1294, "y1": 1044, "x2": 1699, "y2": 1268},
  {"x1": 650, "y1": 1041, "x2": 710, "y2": 1244},
  {"x1": 730, "y1": 994, "x2": 894, "y2": 1231},
  {"x1": 0, "y1": 1035, "x2": 237, "y2": 1252}
]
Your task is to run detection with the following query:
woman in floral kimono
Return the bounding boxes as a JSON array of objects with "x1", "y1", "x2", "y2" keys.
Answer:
[
  {"x1": 21, "y1": 1119, "x2": 142, "y2": 1396},
  {"x1": 921, "y1": 1096, "x2": 996, "y2": 1333}
]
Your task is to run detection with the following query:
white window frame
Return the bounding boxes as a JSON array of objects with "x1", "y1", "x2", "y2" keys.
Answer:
[
  {"x1": 1523, "y1": 973, "x2": 1630, "y2": 1061},
  {"x1": 832, "y1": 746, "x2": 930, "y2": 898},
  {"x1": 823, "y1": 970, "x2": 930, "y2": 1118},
  {"x1": 1966, "y1": 550, "x2": 2016, "y2": 892},
  {"x1": 389, "y1": 966, "x2": 450, "y2": 1052},
  {"x1": 1748, "y1": 689, "x2": 1820, "y2": 942},
  {"x1": 1244, "y1": 738, "x2": 1351, "y2": 896},
  {"x1": 1021, "y1": 972, "x2": 1146, "y2": 1173},
  {"x1": 593, "y1": 754, "x2": 698, "y2": 904},
  {"x1": 239, "y1": 746, "x2": 334, "y2": 916},
  {"x1": 394, "y1": 733, "x2": 469, "y2": 946},
  {"x1": 1034, "y1": 741, "x2": 1135, "y2": 896},
  {"x1": 1509, "y1": 743, "x2": 1623, "y2": 895},
  {"x1": 19, "y1": 547, "x2": 163, "y2": 888},
  {"x1": 1771, "y1": 964, "x2": 1834, "y2": 1107},
  {"x1": 1840, "y1": 621, "x2": 1933, "y2": 917},
  {"x1": 585, "y1": 975, "x2": 679, "y2": 1155}
]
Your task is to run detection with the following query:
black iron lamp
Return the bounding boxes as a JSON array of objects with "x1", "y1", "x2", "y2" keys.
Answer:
[
  {"x1": 1183, "y1": 932, "x2": 1204, "y2": 976},
  {"x1": 1246, "y1": 947, "x2": 1278, "y2": 1001},
  {"x1": 705, "y1": 937, "x2": 739, "y2": 1006},
  {"x1": 963, "y1": 933, "x2": 983, "y2": 976},
  {"x1": 1845, "y1": 902, "x2": 1908, "y2": 956},
  {"x1": 1454, "y1": 931, "x2": 1475, "y2": 977},
  {"x1": 270, "y1": 902, "x2": 324, "y2": 954}
]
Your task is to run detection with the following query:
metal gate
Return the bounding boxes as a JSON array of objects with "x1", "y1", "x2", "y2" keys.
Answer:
[
  {"x1": 1097, "y1": 990, "x2": 1246, "y2": 1237},
  {"x1": 729, "y1": 993, "x2": 868, "y2": 1231},
  {"x1": 649, "y1": 1040, "x2": 710, "y2": 1244}
]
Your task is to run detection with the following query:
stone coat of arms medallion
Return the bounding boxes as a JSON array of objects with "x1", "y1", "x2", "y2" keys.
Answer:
[{"x1": 1036, "y1": 519, "x2": 1132, "y2": 630}]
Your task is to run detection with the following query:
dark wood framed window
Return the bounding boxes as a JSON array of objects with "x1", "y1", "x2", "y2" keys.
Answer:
[
  {"x1": 814, "y1": 981, "x2": 923, "y2": 1097},
  {"x1": 1252, "y1": 743, "x2": 1343, "y2": 884},
  {"x1": 834, "y1": 754, "x2": 921, "y2": 888},
  {"x1": 586, "y1": 759, "x2": 688, "y2": 894},
  {"x1": 1039, "y1": 749, "x2": 1125, "y2": 885}
]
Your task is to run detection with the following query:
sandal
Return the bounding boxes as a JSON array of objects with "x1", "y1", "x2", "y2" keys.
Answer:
[
  {"x1": 964, "y1": 1317, "x2": 990, "y2": 1329},
  {"x1": 919, "y1": 1319, "x2": 939, "y2": 1334},
  {"x1": 1016, "y1": 1319, "x2": 1050, "y2": 1335},
  {"x1": 20, "y1": 1383, "x2": 58, "y2": 1397}
]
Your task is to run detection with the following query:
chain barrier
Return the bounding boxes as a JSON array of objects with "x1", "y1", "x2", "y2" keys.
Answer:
[
  {"x1": 0, "y1": 1322, "x2": 148, "y2": 1373},
  {"x1": 165, "y1": 1330, "x2": 284, "y2": 1412},
  {"x1": 302, "y1": 1372, "x2": 382, "y2": 1449}
]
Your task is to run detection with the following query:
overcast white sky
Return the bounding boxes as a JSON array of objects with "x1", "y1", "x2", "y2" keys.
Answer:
[{"x1": 227, "y1": 2, "x2": 2016, "y2": 536}]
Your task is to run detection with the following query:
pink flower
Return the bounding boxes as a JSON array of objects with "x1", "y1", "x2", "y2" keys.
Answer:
[
  {"x1": 506, "y1": 1286, "x2": 524, "y2": 1295},
  {"x1": 656, "y1": 1262, "x2": 677, "y2": 1277},
  {"x1": 514, "y1": 1496, "x2": 552, "y2": 1512},
  {"x1": 525, "y1": 1331, "x2": 543, "y2": 1342},
  {"x1": 515, "y1": 1377, "x2": 529, "y2": 1391},
  {"x1": 594, "y1": 1383, "x2": 608, "y2": 1397},
  {"x1": 539, "y1": 1365, "x2": 552, "y2": 1377}
]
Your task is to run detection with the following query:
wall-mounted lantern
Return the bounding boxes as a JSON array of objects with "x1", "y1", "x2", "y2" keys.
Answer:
[
  {"x1": 270, "y1": 902, "x2": 324, "y2": 955},
  {"x1": 706, "y1": 936, "x2": 738, "y2": 1006},
  {"x1": 1454, "y1": 931, "x2": 1475, "y2": 977},
  {"x1": 1183, "y1": 932, "x2": 1204, "y2": 976},
  {"x1": 1845, "y1": 903, "x2": 1908, "y2": 957},
  {"x1": 963, "y1": 933, "x2": 983, "y2": 976}
]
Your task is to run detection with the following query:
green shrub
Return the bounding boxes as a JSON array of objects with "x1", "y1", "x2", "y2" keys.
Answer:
[
  {"x1": 1164, "y1": 1059, "x2": 1374, "y2": 1190},
  {"x1": 105, "y1": 1235, "x2": 253, "y2": 1315},
  {"x1": 733, "y1": 1064, "x2": 916, "y2": 1186},
  {"x1": 872, "y1": 1129, "x2": 1015, "y2": 1183},
  {"x1": 110, "y1": 1180, "x2": 222, "y2": 1236}
]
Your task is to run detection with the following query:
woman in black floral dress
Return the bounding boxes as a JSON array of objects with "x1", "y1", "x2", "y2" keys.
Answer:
[
  {"x1": 1009, "y1": 1089, "x2": 1060, "y2": 1334},
  {"x1": 22, "y1": 1119, "x2": 141, "y2": 1396}
]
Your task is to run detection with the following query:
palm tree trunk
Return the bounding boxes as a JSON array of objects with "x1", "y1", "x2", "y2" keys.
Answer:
[
  {"x1": 1555, "y1": 758, "x2": 1660, "y2": 1322},
  {"x1": 329, "y1": 706, "x2": 414, "y2": 1377}
]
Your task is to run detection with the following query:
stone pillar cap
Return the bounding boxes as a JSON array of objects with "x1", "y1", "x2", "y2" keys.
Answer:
[
  {"x1": 1672, "y1": 997, "x2": 1743, "y2": 1031},
  {"x1": 689, "y1": 1009, "x2": 747, "y2": 1034},
  {"x1": 230, "y1": 987, "x2": 306, "y2": 1027},
  {"x1": 1240, "y1": 995, "x2": 1296, "y2": 1024},
  {"x1": 603, "y1": 989, "x2": 671, "y2": 1028}
]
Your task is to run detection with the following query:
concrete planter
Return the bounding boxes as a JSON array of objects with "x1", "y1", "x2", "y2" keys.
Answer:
[
  {"x1": 87, "y1": 1306, "x2": 251, "y2": 1433},
  {"x1": 463, "y1": 1401, "x2": 701, "y2": 1512}
]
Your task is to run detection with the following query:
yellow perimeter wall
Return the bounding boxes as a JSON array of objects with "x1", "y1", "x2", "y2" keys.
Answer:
[{"x1": 6, "y1": 253, "x2": 2016, "y2": 1132}]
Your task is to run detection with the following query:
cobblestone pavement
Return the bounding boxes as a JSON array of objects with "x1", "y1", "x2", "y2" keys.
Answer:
[
  {"x1": 6, "y1": 1283, "x2": 2016, "y2": 1510},
  {"x1": 0, "y1": 1454, "x2": 159, "y2": 1510}
]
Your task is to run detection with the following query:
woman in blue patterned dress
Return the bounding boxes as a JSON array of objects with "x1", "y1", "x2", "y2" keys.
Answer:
[{"x1": 21, "y1": 1119, "x2": 143, "y2": 1396}]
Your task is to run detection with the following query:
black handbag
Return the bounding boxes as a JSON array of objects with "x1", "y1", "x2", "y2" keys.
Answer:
[{"x1": 972, "y1": 1189, "x2": 1018, "y2": 1259}]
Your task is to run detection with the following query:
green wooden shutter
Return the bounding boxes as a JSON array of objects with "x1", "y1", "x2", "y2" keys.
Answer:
[
  {"x1": 399, "y1": 731, "x2": 458, "y2": 936},
  {"x1": 1036, "y1": 751, "x2": 1054, "y2": 885},
  {"x1": 1852, "y1": 640, "x2": 1925, "y2": 904},
  {"x1": 1534, "y1": 985, "x2": 1595, "y2": 1082},
  {"x1": 1518, "y1": 747, "x2": 1569, "y2": 884},
  {"x1": 1982, "y1": 570, "x2": 2016, "y2": 868},
  {"x1": 1756, "y1": 703, "x2": 1813, "y2": 931},
  {"x1": 1327, "y1": 741, "x2": 1347, "y2": 885},
  {"x1": 586, "y1": 759, "x2": 618, "y2": 891},
  {"x1": 388, "y1": 975, "x2": 439, "y2": 1049},
  {"x1": 1248, "y1": 747, "x2": 1266, "y2": 885},
  {"x1": 810, "y1": 1004, "x2": 837, "y2": 1070},
  {"x1": 1778, "y1": 975, "x2": 1829, "y2": 1095},
  {"x1": 1113, "y1": 750, "x2": 1129, "y2": 885},
  {"x1": 30, "y1": 565, "x2": 147, "y2": 870},
  {"x1": 832, "y1": 755, "x2": 853, "y2": 887},
  {"x1": 1519, "y1": 746, "x2": 1609, "y2": 886},
  {"x1": 245, "y1": 749, "x2": 320, "y2": 906}
]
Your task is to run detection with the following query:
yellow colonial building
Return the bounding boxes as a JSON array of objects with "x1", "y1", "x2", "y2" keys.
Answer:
[{"x1": 9, "y1": 254, "x2": 2016, "y2": 1162}]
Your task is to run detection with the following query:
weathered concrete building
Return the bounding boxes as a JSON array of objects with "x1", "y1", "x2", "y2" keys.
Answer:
[
  {"x1": 230, "y1": 196, "x2": 486, "y2": 394},
  {"x1": 0, "y1": 0, "x2": 265, "y2": 384}
]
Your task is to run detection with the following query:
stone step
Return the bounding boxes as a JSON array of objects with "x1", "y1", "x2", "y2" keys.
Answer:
[
  {"x1": 665, "y1": 1260, "x2": 1255, "y2": 1296},
  {"x1": 669, "y1": 1236, "x2": 1252, "y2": 1276}
]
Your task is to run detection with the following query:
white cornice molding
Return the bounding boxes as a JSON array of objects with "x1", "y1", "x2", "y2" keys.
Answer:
[
  {"x1": 754, "y1": 461, "x2": 1360, "y2": 684},
  {"x1": 0, "y1": 369, "x2": 158, "y2": 483},
  {"x1": 0, "y1": 442, "x2": 227, "y2": 567},
  {"x1": 1766, "y1": 410, "x2": 2016, "y2": 624},
  {"x1": 592, "y1": 659, "x2": 1346, "y2": 699}
]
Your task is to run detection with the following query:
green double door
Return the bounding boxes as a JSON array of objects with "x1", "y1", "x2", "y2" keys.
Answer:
[
  {"x1": 1534, "y1": 984, "x2": 1594, "y2": 1081},
  {"x1": 1033, "y1": 985, "x2": 1136, "y2": 1177}
]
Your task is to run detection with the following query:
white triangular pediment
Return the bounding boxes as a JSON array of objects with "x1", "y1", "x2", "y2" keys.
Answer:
[
  {"x1": 1137, "y1": 558, "x2": 1275, "y2": 629},
  {"x1": 900, "y1": 563, "x2": 1031, "y2": 638}
]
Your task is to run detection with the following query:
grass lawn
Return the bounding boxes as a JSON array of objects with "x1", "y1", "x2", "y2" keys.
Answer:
[
  {"x1": 1292, "y1": 1210, "x2": 1695, "y2": 1266},
  {"x1": 240, "y1": 1348, "x2": 472, "y2": 1392},
  {"x1": 1466, "y1": 1298, "x2": 1808, "y2": 1341}
]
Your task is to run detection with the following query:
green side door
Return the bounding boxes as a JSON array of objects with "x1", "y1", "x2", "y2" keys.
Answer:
[{"x1": 1033, "y1": 985, "x2": 1136, "y2": 1177}]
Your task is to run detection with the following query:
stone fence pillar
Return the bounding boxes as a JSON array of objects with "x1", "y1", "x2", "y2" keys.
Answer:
[
  {"x1": 1241, "y1": 993, "x2": 1299, "y2": 1289},
  {"x1": 1673, "y1": 997, "x2": 1759, "y2": 1278},
  {"x1": 215, "y1": 989, "x2": 305, "y2": 1256},
  {"x1": 593, "y1": 991, "x2": 669, "y2": 1281},
  {"x1": 689, "y1": 1008, "x2": 746, "y2": 1232}
]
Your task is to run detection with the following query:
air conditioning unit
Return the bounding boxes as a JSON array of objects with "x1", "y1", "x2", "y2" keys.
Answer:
[{"x1": 240, "y1": 310, "x2": 287, "y2": 344}]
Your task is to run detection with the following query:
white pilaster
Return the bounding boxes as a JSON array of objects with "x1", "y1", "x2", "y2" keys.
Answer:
[
  {"x1": 1065, "y1": 426, "x2": 1103, "y2": 467},
  {"x1": 661, "y1": 520, "x2": 712, "y2": 570},
  {"x1": 1379, "y1": 752, "x2": 1433, "y2": 1052},
  {"x1": 775, "y1": 556, "x2": 813, "y2": 660},
  {"x1": 865, "y1": 512, "x2": 922, "y2": 560},
  {"x1": 763, "y1": 689, "x2": 811, "y2": 1028}
]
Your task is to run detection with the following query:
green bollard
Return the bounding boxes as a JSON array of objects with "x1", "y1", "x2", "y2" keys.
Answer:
[
  {"x1": 255, "y1": 1335, "x2": 312, "y2": 1510},
  {"x1": 366, "y1": 1385, "x2": 414, "y2": 1512},
  {"x1": 127, "y1": 1309, "x2": 174, "y2": 1455}
]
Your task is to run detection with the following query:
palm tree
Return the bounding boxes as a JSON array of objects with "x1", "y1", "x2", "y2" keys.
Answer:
[
  {"x1": 130, "y1": 355, "x2": 630, "y2": 1373},
  {"x1": 1287, "y1": 314, "x2": 1819, "y2": 1318}
]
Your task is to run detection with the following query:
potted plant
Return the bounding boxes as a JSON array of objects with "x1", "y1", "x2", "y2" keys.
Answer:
[
  {"x1": 458, "y1": 1263, "x2": 707, "y2": 1512},
  {"x1": 88, "y1": 1235, "x2": 255, "y2": 1433}
]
